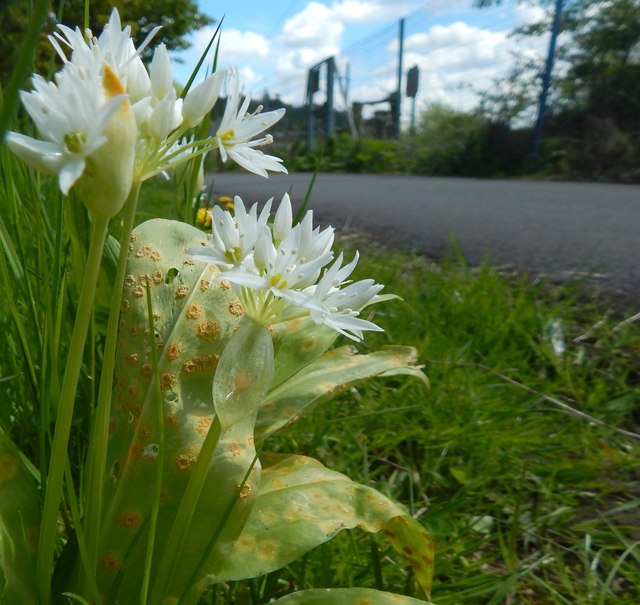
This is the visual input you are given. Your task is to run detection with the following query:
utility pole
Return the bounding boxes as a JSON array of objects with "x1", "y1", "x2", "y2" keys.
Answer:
[
  {"x1": 406, "y1": 65, "x2": 419, "y2": 136},
  {"x1": 325, "y1": 57, "x2": 336, "y2": 138},
  {"x1": 394, "y1": 17, "x2": 405, "y2": 138},
  {"x1": 531, "y1": 0, "x2": 564, "y2": 156},
  {"x1": 305, "y1": 65, "x2": 320, "y2": 151}
]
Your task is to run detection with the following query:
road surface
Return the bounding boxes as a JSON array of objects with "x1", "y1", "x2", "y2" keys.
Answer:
[{"x1": 207, "y1": 172, "x2": 640, "y2": 301}]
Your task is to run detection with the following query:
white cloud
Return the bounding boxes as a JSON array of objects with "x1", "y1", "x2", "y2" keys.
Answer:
[
  {"x1": 280, "y1": 2, "x2": 344, "y2": 48},
  {"x1": 192, "y1": 27, "x2": 270, "y2": 63},
  {"x1": 333, "y1": 0, "x2": 423, "y2": 23}
]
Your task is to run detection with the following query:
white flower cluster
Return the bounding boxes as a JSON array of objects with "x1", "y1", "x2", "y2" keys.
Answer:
[
  {"x1": 189, "y1": 194, "x2": 385, "y2": 341},
  {"x1": 6, "y1": 9, "x2": 286, "y2": 213}
]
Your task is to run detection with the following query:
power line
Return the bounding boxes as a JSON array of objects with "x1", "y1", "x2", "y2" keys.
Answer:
[{"x1": 267, "y1": 0, "x2": 304, "y2": 38}]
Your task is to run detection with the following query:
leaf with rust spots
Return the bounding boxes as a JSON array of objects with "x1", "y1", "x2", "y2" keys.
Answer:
[
  {"x1": 271, "y1": 588, "x2": 433, "y2": 604},
  {"x1": 212, "y1": 452, "x2": 434, "y2": 600},
  {"x1": 0, "y1": 427, "x2": 40, "y2": 605},
  {"x1": 256, "y1": 345, "x2": 428, "y2": 440}
]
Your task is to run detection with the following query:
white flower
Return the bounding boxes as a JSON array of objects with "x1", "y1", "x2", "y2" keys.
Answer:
[
  {"x1": 182, "y1": 70, "x2": 225, "y2": 127},
  {"x1": 188, "y1": 194, "x2": 384, "y2": 340},
  {"x1": 300, "y1": 253, "x2": 385, "y2": 341},
  {"x1": 216, "y1": 67, "x2": 287, "y2": 178},
  {"x1": 10, "y1": 8, "x2": 288, "y2": 192},
  {"x1": 6, "y1": 60, "x2": 129, "y2": 199},
  {"x1": 48, "y1": 9, "x2": 158, "y2": 100},
  {"x1": 190, "y1": 195, "x2": 272, "y2": 268}
]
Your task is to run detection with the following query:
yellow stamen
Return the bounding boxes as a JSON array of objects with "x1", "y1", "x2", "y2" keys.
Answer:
[{"x1": 64, "y1": 131, "x2": 86, "y2": 154}]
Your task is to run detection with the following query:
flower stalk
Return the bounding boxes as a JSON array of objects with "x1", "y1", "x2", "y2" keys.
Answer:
[
  {"x1": 81, "y1": 180, "x2": 141, "y2": 590},
  {"x1": 36, "y1": 212, "x2": 110, "y2": 605}
]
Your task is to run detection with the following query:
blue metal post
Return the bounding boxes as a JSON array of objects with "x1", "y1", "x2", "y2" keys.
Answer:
[{"x1": 532, "y1": 0, "x2": 564, "y2": 156}]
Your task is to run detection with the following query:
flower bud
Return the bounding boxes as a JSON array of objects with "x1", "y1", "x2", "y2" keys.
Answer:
[
  {"x1": 182, "y1": 70, "x2": 225, "y2": 127},
  {"x1": 74, "y1": 63, "x2": 136, "y2": 219}
]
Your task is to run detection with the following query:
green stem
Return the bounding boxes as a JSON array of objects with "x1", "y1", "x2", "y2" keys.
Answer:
[
  {"x1": 140, "y1": 280, "x2": 167, "y2": 605},
  {"x1": 37, "y1": 213, "x2": 110, "y2": 605},
  {"x1": 147, "y1": 417, "x2": 222, "y2": 605},
  {"x1": 82, "y1": 181, "x2": 141, "y2": 591}
]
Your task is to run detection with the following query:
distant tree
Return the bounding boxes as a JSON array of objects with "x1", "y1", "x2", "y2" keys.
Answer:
[
  {"x1": 0, "y1": 0, "x2": 213, "y2": 82},
  {"x1": 478, "y1": 0, "x2": 640, "y2": 180}
]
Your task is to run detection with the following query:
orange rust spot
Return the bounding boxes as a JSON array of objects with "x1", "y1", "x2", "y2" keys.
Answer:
[
  {"x1": 196, "y1": 417, "x2": 211, "y2": 437},
  {"x1": 233, "y1": 371, "x2": 251, "y2": 392},
  {"x1": 176, "y1": 453, "x2": 197, "y2": 471},
  {"x1": 167, "y1": 343, "x2": 181, "y2": 360},
  {"x1": 183, "y1": 355, "x2": 219, "y2": 374},
  {"x1": 150, "y1": 250, "x2": 161, "y2": 262},
  {"x1": 152, "y1": 270, "x2": 163, "y2": 284},
  {"x1": 185, "y1": 303, "x2": 202, "y2": 319},
  {"x1": 220, "y1": 279, "x2": 230, "y2": 290},
  {"x1": 120, "y1": 509, "x2": 142, "y2": 530},
  {"x1": 26, "y1": 526, "x2": 39, "y2": 552},
  {"x1": 257, "y1": 540, "x2": 278, "y2": 560},
  {"x1": 175, "y1": 285, "x2": 189, "y2": 299},
  {"x1": 130, "y1": 233, "x2": 137, "y2": 242},
  {"x1": 239, "y1": 484, "x2": 252, "y2": 501},
  {"x1": 124, "y1": 275, "x2": 136, "y2": 287},
  {"x1": 125, "y1": 352, "x2": 138, "y2": 365},
  {"x1": 130, "y1": 326, "x2": 139, "y2": 336},
  {"x1": 298, "y1": 338, "x2": 316, "y2": 354},
  {"x1": 141, "y1": 364, "x2": 153, "y2": 377},
  {"x1": 160, "y1": 372, "x2": 176, "y2": 390},
  {"x1": 122, "y1": 299, "x2": 131, "y2": 310},
  {"x1": 133, "y1": 285, "x2": 145, "y2": 298},
  {"x1": 0, "y1": 455, "x2": 19, "y2": 482},
  {"x1": 101, "y1": 554, "x2": 121, "y2": 571},
  {"x1": 166, "y1": 414, "x2": 179, "y2": 427},
  {"x1": 127, "y1": 384, "x2": 137, "y2": 398},
  {"x1": 228, "y1": 301, "x2": 244, "y2": 316},
  {"x1": 229, "y1": 443, "x2": 241, "y2": 458},
  {"x1": 129, "y1": 441, "x2": 142, "y2": 460},
  {"x1": 197, "y1": 320, "x2": 220, "y2": 339},
  {"x1": 153, "y1": 311, "x2": 161, "y2": 320},
  {"x1": 140, "y1": 424, "x2": 151, "y2": 439},
  {"x1": 200, "y1": 279, "x2": 210, "y2": 292}
]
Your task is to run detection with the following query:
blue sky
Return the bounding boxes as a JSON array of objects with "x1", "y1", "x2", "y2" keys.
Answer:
[{"x1": 171, "y1": 0, "x2": 547, "y2": 120}]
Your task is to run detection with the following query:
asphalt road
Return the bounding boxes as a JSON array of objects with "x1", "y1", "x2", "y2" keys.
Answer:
[{"x1": 207, "y1": 172, "x2": 640, "y2": 301}]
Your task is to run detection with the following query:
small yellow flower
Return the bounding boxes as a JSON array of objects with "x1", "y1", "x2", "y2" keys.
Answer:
[
  {"x1": 218, "y1": 196, "x2": 234, "y2": 211},
  {"x1": 196, "y1": 207, "x2": 212, "y2": 229}
]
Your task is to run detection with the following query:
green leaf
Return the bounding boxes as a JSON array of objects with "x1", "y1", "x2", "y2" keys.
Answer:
[
  {"x1": 270, "y1": 317, "x2": 338, "y2": 389},
  {"x1": 213, "y1": 453, "x2": 435, "y2": 597},
  {"x1": 91, "y1": 219, "x2": 251, "y2": 603},
  {"x1": 256, "y1": 345, "x2": 428, "y2": 440},
  {"x1": 271, "y1": 587, "x2": 433, "y2": 604},
  {"x1": 0, "y1": 427, "x2": 40, "y2": 605}
]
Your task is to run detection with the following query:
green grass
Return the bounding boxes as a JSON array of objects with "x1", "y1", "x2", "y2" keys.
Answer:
[
  {"x1": 252, "y1": 237, "x2": 640, "y2": 605},
  {"x1": 2, "y1": 158, "x2": 639, "y2": 605}
]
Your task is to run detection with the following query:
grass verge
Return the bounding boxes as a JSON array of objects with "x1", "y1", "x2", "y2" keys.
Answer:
[{"x1": 255, "y1": 234, "x2": 640, "y2": 605}]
